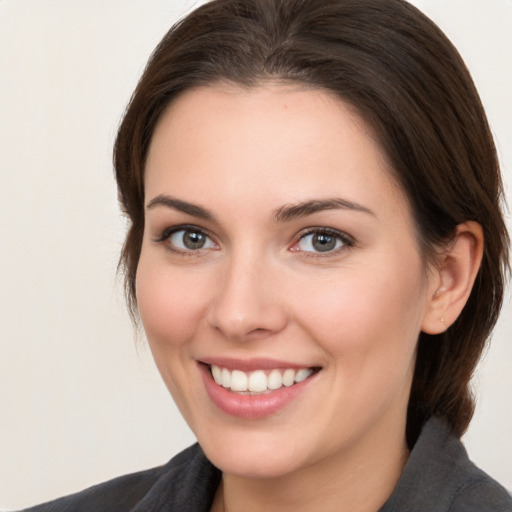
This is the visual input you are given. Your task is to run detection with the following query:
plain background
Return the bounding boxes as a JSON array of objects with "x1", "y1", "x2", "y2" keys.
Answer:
[{"x1": 0, "y1": 0, "x2": 510, "y2": 510}]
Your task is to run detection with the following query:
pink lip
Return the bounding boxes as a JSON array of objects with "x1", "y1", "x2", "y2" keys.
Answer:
[
  {"x1": 199, "y1": 356, "x2": 313, "y2": 372},
  {"x1": 198, "y1": 362, "x2": 319, "y2": 420}
]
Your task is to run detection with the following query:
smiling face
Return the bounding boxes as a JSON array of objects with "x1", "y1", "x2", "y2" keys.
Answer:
[{"x1": 136, "y1": 84, "x2": 439, "y2": 481}]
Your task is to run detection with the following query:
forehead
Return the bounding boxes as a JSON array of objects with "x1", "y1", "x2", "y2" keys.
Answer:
[{"x1": 145, "y1": 83, "x2": 408, "y2": 221}]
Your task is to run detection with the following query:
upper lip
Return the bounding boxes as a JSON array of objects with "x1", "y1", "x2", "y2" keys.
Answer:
[{"x1": 198, "y1": 357, "x2": 319, "y2": 372}]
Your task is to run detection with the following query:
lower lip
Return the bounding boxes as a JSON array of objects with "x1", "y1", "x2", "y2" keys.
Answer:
[{"x1": 199, "y1": 364, "x2": 318, "y2": 419}]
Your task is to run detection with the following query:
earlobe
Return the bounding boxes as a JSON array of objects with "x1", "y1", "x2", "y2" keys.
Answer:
[{"x1": 421, "y1": 221, "x2": 484, "y2": 335}]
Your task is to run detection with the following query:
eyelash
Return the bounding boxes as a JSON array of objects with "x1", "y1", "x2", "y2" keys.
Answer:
[
  {"x1": 153, "y1": 225, "x2": 354, "y2": 257},
  {"x1": 153, "y1": 224, "x2": 217, "y2": 256},
  {"x1": 293, "y1": 227, "x2": 355, "y2": 257}
]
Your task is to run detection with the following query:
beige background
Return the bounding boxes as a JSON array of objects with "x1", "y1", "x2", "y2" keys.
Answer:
[{"x1": 0, "y1": 0, "x2": 510, "y2": 509}]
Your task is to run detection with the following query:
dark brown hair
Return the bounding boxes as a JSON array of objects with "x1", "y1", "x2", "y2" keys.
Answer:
[{"x1": 114, "y1": 0, "x2": 509, "y2": 444}]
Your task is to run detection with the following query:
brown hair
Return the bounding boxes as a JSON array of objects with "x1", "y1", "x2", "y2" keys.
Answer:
[{"x1": 114, "y1": 0, "x2": 509, "y2": 444}]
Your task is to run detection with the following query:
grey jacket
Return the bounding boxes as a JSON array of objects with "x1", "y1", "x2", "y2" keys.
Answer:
[{"x1": 23, "y1": 416, "x2": 512, "y2": 511}]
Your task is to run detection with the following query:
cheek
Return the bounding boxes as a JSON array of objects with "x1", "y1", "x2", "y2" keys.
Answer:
[
  {"x1": 293, "y1": 260, "x2": 426, "y2": 367},
  {"x1": 294, "y1": 263, "x2": 426, "y2": 424},
  {"x1": 135, "y1": 257, "x2": 209, "y2": 348}
]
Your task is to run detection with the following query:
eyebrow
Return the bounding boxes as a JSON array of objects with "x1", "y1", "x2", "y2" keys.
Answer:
[
  {"x1": 273, "y1": 198, "x2": 375, "y2": 223},
  {"x1": 146, "y1": 194, "x2": 374, "y2": 223},
  {"x1": 146, "y1": 194, "x2": 216, "y2": 221}
]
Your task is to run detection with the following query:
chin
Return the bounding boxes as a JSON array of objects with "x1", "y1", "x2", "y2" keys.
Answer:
[
  {"x1": 193, "y1": 420, "x2": 324, "y2": 480},
  {"x1": 205, "y1": 443, "x2": 306, "y2": 479}
]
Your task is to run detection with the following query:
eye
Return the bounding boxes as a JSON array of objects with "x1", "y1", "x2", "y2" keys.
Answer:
[
  {"x1": 158, "y1": 227, "x2": 217, "y2": 252},
  {"x1": 292, "y1": 229, "x2": 353, "y2": 254}
]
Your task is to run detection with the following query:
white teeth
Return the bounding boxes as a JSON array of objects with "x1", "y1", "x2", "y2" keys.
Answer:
[
  {"x1": 267, "y1": 369, "x2": 283, "y2": 390},
  {"x1": 211, "y1": 365, "x2": 222, "y2": 384},
  {"x1": 221, "y1": 368, "x2": 231, "y2": 388},
  {"x1": 210, "y1": 365, "x2": 315, "y2": 393},
  {"x1": 282, "y1": 368, "x2": 295, "y2": 387},
  {"x1": 230, "y1": 370, "x2": 248, "y2": 392},
  {"x1": 248, "y1": 370, "x2": 267, "y2": 392},
  {"x1": 295, "y1": 368, "x2": 313, "y2": 383}
]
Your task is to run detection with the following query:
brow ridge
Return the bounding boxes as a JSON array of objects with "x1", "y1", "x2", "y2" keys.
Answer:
[
  {"x1": 146, "y1": 194, "x2": 215, "y2": 221},
  {"x1": 274, "y1": 198, "x2": 374, "y2": 223},
  {"x1": 146, "y1": 195, "x2": 373, "y2": 223}
]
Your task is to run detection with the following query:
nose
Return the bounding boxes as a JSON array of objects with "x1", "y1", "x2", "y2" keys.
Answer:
[{"x1": 207, "y1": 251, "x2": 288, "y2": 341}]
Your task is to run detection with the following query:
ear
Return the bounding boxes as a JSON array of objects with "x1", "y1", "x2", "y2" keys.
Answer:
[{"x1": 421, "y1": 221, "x2": 484, "y2": 334}]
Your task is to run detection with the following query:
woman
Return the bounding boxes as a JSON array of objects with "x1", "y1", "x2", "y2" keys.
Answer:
[{"x1": 23, "y1": 0, "x2": 511, "y2": 510}]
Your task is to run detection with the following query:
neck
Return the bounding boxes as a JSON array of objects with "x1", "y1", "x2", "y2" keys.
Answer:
[{"x1": 211, "y1": 424, "x2": 409, "y2": 512}]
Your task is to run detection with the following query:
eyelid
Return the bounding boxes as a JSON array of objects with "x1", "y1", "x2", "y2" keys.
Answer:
[
  {"x1": 153, "y1": 224, "x2": 218, "y2": 252},
  {"x1": 152, "y1": 224, "x2": 354, "y2": 256},
  {"x1": 290, "y1": 227, "x2": 355, "y2": 255}
]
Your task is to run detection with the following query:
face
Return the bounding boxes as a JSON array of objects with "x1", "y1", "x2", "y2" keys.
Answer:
[{"x1": 137, "y1": 84, "x2": 438, "y2": 480}]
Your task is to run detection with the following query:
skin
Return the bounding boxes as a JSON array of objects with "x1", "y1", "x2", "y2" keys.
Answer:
[{"x1": 136, "y1": 84, "x2": 482, "y2": 512}]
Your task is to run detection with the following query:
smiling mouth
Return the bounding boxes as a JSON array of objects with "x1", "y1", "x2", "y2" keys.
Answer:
[{"x1": 209, "y1": 365, "x2": 320, "y2": 394}]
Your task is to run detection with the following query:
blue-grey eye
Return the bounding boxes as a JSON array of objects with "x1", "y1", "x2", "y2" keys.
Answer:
[
  {"x1": 169, "y1": 229, "x2": 215, "y2": 250},
  {"x1": 298, "y1": 232, "x2": 344, "y2": 253}
]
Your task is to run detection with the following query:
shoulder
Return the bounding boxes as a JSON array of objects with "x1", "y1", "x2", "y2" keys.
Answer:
[
  {"x1": 21, "y1": 444, "x2": 220, "y2": 512},
  {"x1": 448, "y1": 458, "x2": 512, "y2": 512},
  {"x1": 21, "y1": 465, "x2": 164, "y2": 512},
  {"x1": 439, "y1": 420, "x2": 512, "y2": 512},
  {"x1": 381, "y1": 417, "x2": 512, "y2": 512}
]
